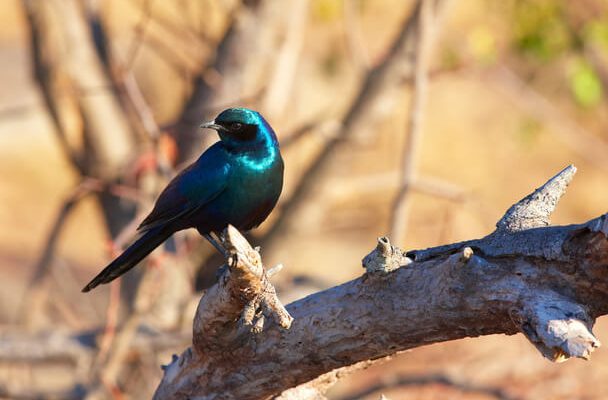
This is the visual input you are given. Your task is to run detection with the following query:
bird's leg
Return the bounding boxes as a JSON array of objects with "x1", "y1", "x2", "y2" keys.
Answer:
[{"x1": 204, "y1": 233, "x2": 229, "y2": 259}]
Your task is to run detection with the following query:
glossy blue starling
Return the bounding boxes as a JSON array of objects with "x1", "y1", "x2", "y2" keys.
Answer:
[{"x1": 82, "y1": 108, "x2": 284, "y2": 292}]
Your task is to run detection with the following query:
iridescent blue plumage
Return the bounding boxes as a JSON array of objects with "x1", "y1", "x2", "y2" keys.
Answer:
[{"x1": 82, "y1": 108, "x2": 283, "y2": 292}]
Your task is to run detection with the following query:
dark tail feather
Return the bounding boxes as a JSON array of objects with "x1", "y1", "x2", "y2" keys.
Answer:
[{"x1": 82, "y1": 227, "x2": 173, "y2": 292}]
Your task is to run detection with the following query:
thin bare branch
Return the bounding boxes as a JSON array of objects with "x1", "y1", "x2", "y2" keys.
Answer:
[
  {"x1": 343, "y1": 0, "x2": 371, "y2": 71},
  {"x1": 389, "y1": 0, "x2": 435, "y2": 244}
]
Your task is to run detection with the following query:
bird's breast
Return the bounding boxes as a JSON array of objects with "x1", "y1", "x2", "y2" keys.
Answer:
[
  {"x1": 232, "y1": 145, "x2": 283, "y2": 195},
  {"x1": 198, "y1": 145, "x2": 283, "y2": 232},
  {"x1": 234, "y1": 144, "x2": 280, "y2": 172}
]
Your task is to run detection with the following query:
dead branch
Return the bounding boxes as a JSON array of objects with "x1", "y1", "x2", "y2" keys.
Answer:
[{"x1": 153, "y1": 165, "x2": 608, "y2": 399}]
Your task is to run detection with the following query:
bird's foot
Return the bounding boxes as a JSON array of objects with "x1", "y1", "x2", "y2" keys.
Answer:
[
  {"x1": 239, "y1": 297, "x2": 266, "y2": 334},
  {"x1": 204, "y1": 233, "x2": 229, "y2": 258}
]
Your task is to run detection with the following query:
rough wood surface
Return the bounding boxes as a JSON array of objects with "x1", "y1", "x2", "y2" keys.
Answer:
[{"x1": 154, "y1": 165, "x2": 608, "y2": 399}]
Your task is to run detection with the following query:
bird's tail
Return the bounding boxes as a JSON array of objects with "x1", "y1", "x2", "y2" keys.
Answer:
[{"x1": 81, "y1": 227, "x2": 173, "y2": 292}]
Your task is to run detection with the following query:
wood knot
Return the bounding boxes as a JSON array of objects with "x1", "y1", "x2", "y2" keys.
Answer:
[{"x1": 362, "y1": 236, "x2": 411, "y2": 274}]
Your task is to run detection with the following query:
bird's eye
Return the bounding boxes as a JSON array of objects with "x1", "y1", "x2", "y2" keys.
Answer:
[{"x1": 231, "y1": 122, "x2": 243, "y2": 131}]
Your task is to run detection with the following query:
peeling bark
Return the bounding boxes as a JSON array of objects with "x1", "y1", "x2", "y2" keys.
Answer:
[{"x1": 153, "y1": 165, "x2": 608, "y2": 399}]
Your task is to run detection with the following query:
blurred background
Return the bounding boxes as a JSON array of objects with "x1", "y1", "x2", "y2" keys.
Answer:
[{"x1": 0, "y1": 0, "x2": 607, "y2": 399}]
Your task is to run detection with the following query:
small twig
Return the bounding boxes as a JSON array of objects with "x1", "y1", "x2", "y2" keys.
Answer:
[
  {"x1": 47, "y1": 295, "x2": 86, "y2": 330},
  {"x1": 113, "y1": 61, "x2": 174, "y2": 178},
  {"x1": 93, "y1": 279, "x2": 122, "y2": 370},
  {"x1": 50, "y1": 259, "x2": 100, "y2": 325},
  {"x1": 100, "y1": 313, "x2": 143, "y2": 388},
  {"x1": 17, "y1": 178, "x2": 98, "y2": 326}
]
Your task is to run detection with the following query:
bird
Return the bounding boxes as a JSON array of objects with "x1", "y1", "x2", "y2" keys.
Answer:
[{"x1": 82, "y1": 108, "x2": 284, "y2": 292}]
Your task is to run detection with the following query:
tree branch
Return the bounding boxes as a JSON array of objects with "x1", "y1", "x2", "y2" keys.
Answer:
[{"x1": 153, "y1": 165, "x2": 608, "y2": 399}]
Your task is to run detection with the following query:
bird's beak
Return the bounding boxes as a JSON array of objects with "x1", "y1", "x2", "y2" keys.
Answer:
[{"x1": 200, "y1": 120, "x2": 223, "y2": 131}]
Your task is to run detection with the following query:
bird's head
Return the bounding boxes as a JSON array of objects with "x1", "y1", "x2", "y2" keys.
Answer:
[{"x1": 200, "y1": 108, "x2": 278, "y2": 149}]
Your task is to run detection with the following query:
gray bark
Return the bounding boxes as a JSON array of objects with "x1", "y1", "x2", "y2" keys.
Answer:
[{"x1": 153, "y1": 165, "x2": 608, "y2": 399}]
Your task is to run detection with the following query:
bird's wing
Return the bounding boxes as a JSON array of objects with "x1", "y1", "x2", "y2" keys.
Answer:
[{"x1": 137, "y1": 148, "x2": 231, "y2": 232}]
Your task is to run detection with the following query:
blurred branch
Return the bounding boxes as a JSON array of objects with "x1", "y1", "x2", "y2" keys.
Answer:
[
  {"x1": 22, "y1": 0, "x2": 85, "y2": 174},
  {"x1": 90, "y1": 311, "x2": 144, "y2": 397},
  {"x1": 19, "y1": 178, "x2": 119, "y2": 328},
  {"x1": 389, "y1": 0, "x2": 436, "y2": 244},
  {"x1": 125, "y1": 0, "x2": 154, "y2": 70},
  {"x1": 484, "y1": 65, "x2": 608, "y2": 173},
  {"x1": 22, "y1": 0, "x2": 140, "y2": 246},
  {"x1": 326, "y1": 173, "x2": 467, "y2": 203},
  {"x1": 0, "y1": 101, "x2": 42, "y2": 121},
  {"x1": 173, "y1": 1, "x2": 280, "y2": 163},
  {"x1": 0, "y1": 328, "x2": 188, "y2": 399},
  {"x1": 343, "y1": 0, "x2": 371, "y2": 71},
  {"x1": 0, "y1": 331, "x2": 92, "y2": 368},
  {"x1": 337, "y1": 373, "x2": 520, "y2": 400},
  {"x1": 92, "y1": 280, "x2": 121, "y2": 370},
  {"x1": 154, "y1": 166, "x2": 607, "y2": 398},
  {"x1": 280, "y1": 118, "x2": 341, "y2": 148},
  {"x1": 126, "y1": 0, "x2": 213, "y2": 48},
  {"x1": 277, "y1": 361, "x2": 374, "y2": 400},
  {"x1": 586, "y1": 45, "x2": 608, "y2": 93},
  {"x1": 141, "y1": 33, "x2": 202, "y2": 76},
  {"x1": 23, "y1": 0, "x2": 136, "y2": 180},
  {"x1": 0, "y1": 386, "x2": 84, "y2": 400},
  {"x1": 18, "y1": 176, "x2": 142, "y2": 328},
  {"x1": 262, "y1": 0, "x2": 309, "y2": 120},
  {"x1": 261, "y1": 0, "x2": 447, "y2": 252}
]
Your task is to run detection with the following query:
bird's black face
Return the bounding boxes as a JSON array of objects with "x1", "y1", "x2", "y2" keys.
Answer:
[
  {"x1": 214, "y1": 120, "x2": 258, "y2": 142},
  {"x1": 201, "y1": 108, "x2": 267, "y2": 147}
]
